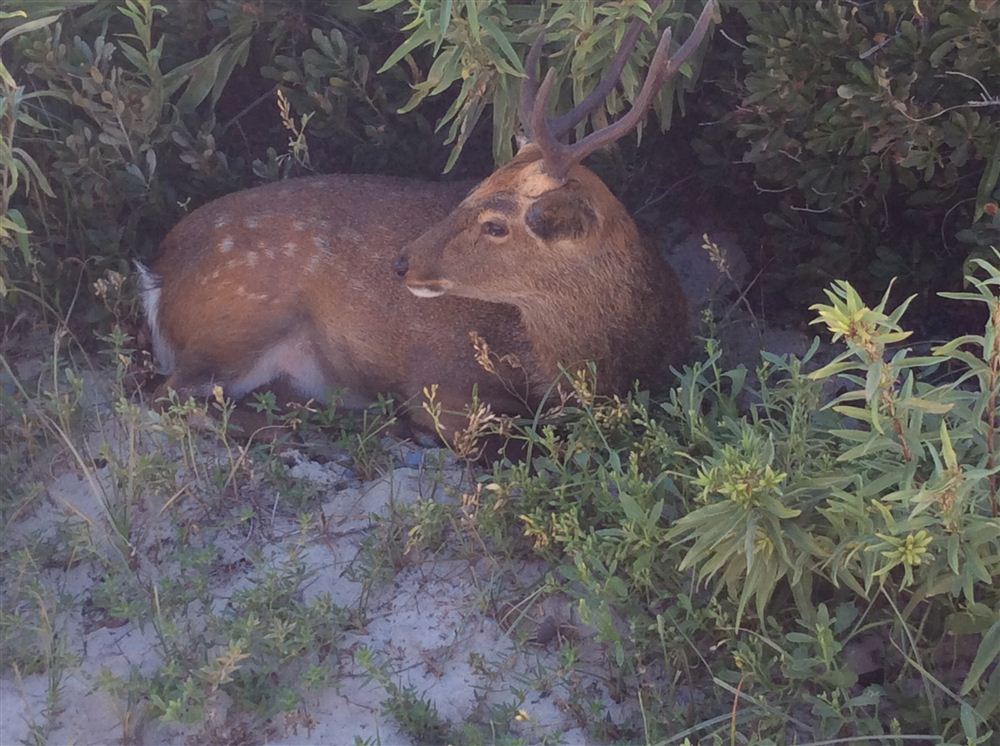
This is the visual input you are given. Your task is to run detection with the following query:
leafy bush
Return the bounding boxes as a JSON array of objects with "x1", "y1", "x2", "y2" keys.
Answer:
[
  {"x1": 482, "y1": 255, "x2": 1000, "y2": 741},
  {"x1": 0, "y1": 0, "x2": 442, "y2": 321},
  {"x1": 699, "y1": 0, "x2": 1000, "y2": 305},
  {"x1": 364, "y1": 0, "x2": 714, "y2": 169}
]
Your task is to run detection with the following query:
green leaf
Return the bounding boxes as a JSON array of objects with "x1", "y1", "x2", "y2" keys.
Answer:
[
  {"x1": 117, "y1": 40, "x2": 149, "y2": 76},
  {"x1": 961, "y1": 619, "x2": 1000, "y2": 696},
  {"x1": 10, "y1": 147, "x2": 55, "y2": 197},
  {"x1": 464, "y1": 0, "x2": 479, "y2": 39},
  {"x1": 480, "y1": 17, "x2": 523, "y2": 76},
  {"x1": 808, "y1": 359, "x2": 856, "y2": 380},
  {"x1": 976, "y1": 667, "x2": 1000, "y2": 719},
  {"x1": 619, "y1": 491, "x2": 644, "y2": 523},
  {"x1": 436, "y1": 0, "x2": 453, "y2": 52},
  {"x1": 0, "y1": 13, "x2": 60, "y2": 48},
  {"x1": 939, "y1": 421, "x2": 957, "y2": 471},
  {"x1": 161, "y1": 56, "x2": 204, "y2": 99},
  {"x1": 378, "y1": 25, "x2": 434, "y2": 74},
  {"x1": 974, "y1": 135, "x2": 999, "y2": 221},
  {"x1": 359, "y1": 0, "x2": 406, "y2": 11},
  {"x1": 4, "y1": 209, "x2": 33, "y2": 266},
  {"x1": 896, "y1": 397, "x2": 954, "y2": 415},
  {"x1": 210, "y1": 35, "x2": 251, "y2": 108},
  {"x1": 177, "y1": 43, "x2": 227, "y2": 112}
]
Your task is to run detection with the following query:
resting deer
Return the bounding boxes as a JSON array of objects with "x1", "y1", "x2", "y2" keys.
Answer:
[{"x1": 137, "y1": 1, "x2": 716, "y2": 445}]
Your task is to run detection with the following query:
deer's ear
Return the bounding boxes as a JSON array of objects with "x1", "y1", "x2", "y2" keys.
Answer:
[{"x1": 524, "y1": 188, "x2": 597, "y2": 242}]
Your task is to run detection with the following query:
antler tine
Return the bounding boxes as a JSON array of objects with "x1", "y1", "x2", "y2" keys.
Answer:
[
  {"x1": 518, "y1": 31, "x2": 547, "y2": 138},
  {"x1": 548, "y1": 0, "x2": 664, "y2": 139},
  {"x1": 530, "y1": 68, "x2": 573, "y2": 177},
  {"x1": 534, "y1": 0, "x2": 717, "y2": 181}
]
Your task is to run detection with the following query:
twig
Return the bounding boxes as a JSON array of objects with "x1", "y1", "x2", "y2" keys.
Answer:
[
  {"x1": 752, "y1": 180, "x2": 793, "y2": 194},
  {"x1": 220, "y1": 83, "x2": 280, "y2": 135},
  {"x1": 719, "y1": 28, "x2": 746, "y2": 50},
  {"x1": 635, "y1": 174, "x2": 699, "y2": 214}
]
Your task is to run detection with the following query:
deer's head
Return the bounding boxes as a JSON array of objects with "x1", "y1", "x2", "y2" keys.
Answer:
[{"x1": 395, "y1": 0, "x2": 716, "y2": 304}]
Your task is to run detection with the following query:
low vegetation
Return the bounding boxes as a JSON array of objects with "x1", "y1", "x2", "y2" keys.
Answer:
[
  {"x1": 3, "y1": 255, "x2": 997, "y2": 742},
  {"x1": 478, "y1": 255, "x2": 1000, "y2": 742}
]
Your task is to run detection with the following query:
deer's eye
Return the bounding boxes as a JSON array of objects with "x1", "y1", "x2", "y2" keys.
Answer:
[{"x1": 482, "y1": 221, "x2": 509, "y2": 238}]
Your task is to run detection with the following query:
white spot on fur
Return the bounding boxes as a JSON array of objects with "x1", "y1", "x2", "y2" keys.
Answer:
[
  {"x1": 338, "y1": 227, "x2": 363, "y2": 245},
  {"x1": 214, "y1": 215, "x2": 230, "y2": 229},
  {"x1": 305, "y1": 255, "x2": 321, "y2": 274},
  {"x1": 236, "y1": 285, "x2": 247, "y2": 296},
  {"x1": 264, "y1": 248, "x2": 275, "y2": 260},
  {"x1": 243, "y1": 216, "x2": 259, "y2": 229},
  {"x1": 219, "y1": 237, "x2": 235, "y2": 253},
  {"x1": 210, "y1": 269, "x2": 220, "y2": 280},
  {"x1": 312, "y1": 235, "x2": 331, "y2": 253},
  {"x1": 245, "y1": 251, "x2": 258, "y2": 267},
  {"x1": 282, "y1": 242, "x2": 298, "y2": 257},
  {"x1": 134, "y1": 261, "x2": 176, "y2": 374},
  {"x1": 293, "y1": 220, "x2": 307, "y2": 231}
]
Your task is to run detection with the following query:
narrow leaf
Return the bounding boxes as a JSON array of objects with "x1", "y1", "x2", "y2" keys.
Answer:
[
  {"x1": 378, "y1": 26, "x2": 433, "y2": 74},
  {"x1": 481, "y1": 17, "x2": 523, "y2": 75},
  {"x1": 961, "y1": 619, "x2": 1000, "y2": 696},
  {"x1": 0, "y1": 14, "x2": 60, "y2": 48}
]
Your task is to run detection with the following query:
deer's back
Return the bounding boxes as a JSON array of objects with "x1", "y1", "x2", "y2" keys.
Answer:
[{"x1": 152, "y1": 174, "x2": 527, "y2": 404}]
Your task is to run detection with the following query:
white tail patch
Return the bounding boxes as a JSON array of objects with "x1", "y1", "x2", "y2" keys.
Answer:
[{"x1": 134, "y1": 261, "x2": 177, "y2": 374}]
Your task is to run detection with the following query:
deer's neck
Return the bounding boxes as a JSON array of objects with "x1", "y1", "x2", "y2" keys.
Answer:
[{"x1": 515, "y1": 235, "x2": 671, "y2": 396}]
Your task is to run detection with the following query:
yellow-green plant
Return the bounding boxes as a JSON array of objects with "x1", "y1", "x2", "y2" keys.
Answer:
[
  {"x1": 484, "y1": 253, "x2": 1000, "y2": 741},
  {"x1": 0, "y1": 9, "x2": 58, "y2": 299}
]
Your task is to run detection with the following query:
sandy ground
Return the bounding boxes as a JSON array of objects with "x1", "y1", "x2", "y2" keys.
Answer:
[
  {"x1": 2, "y1": 211, "x2": 807, "y2": 744},
  {"x1": 1, "y1": 437, "x2": 620, "y2": 745}
]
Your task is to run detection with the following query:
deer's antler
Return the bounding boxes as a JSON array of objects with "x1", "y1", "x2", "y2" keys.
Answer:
[
  {"x1": 522, "y1": 0, "x2": 717, "y2": 181},
  {"x1": 519, "y1": 0, "x2": 664, "y2": 140}
]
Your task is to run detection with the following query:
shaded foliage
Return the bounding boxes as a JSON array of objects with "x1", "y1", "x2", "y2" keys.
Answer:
[
  {"x1": 0, "y1": 0, "x2": 449, "y2": 321},
  {"x1": 697, "y1": 0, "x2": 1000, "y2": 306}
]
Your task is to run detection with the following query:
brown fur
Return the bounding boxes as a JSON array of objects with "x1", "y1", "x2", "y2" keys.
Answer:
[{"x1": 147, "y1": 148, "x2": 689, "y2": 441}]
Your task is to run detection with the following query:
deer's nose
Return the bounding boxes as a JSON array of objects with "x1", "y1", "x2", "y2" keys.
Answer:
[{"x1": 392, "y1": 254, "x2": 409, "y2": 279}]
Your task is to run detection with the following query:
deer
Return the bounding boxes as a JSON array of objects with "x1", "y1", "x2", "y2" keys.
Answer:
[{"x1": 136, "y1": 1, "x2": 716, "y2": 451}]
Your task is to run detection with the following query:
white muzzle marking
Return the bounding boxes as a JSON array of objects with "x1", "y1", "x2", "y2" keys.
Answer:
[{"x1": 407, "y1": 286, "x2": 446, "y2": 299}]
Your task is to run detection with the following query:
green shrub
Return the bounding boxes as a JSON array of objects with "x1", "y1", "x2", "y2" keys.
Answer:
[
  {"x1": 483, "y1": 254, "x2": 1000, "y2": 741},
  {"x1": 0, "y1": 0, "x2": 440, "y2": 321},
  {"x1": 701, "y1": 0, "x2": 1000, "y2": 305},
  {"x1": 364, "y1": 0, "x2": 714, "y2": 169}
]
